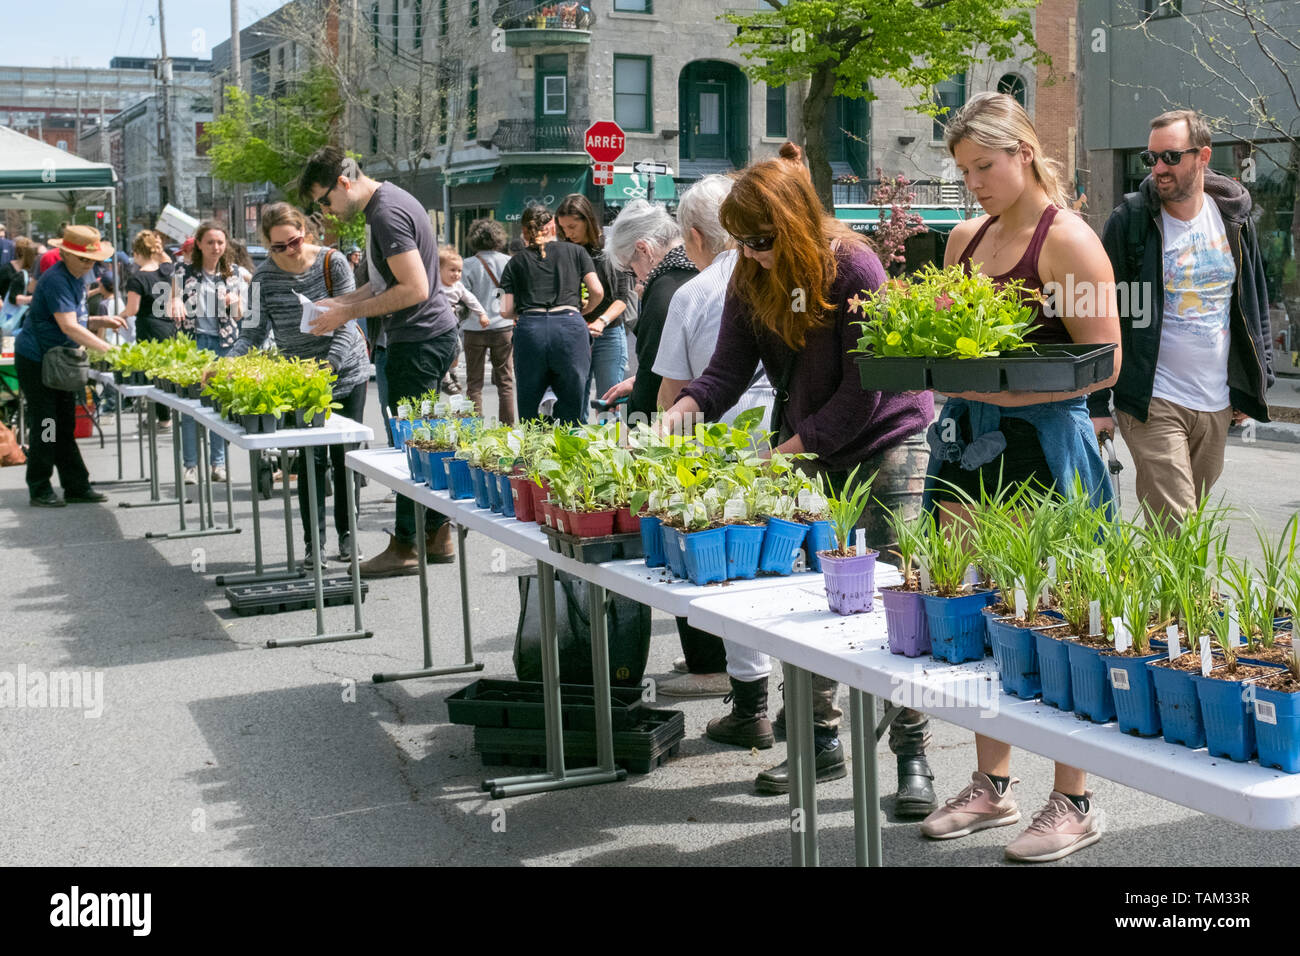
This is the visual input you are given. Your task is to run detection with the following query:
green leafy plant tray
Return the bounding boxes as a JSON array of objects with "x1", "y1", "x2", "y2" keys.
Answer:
[{"x1": 856, "y1": 342, "x2": 1116, "y2": 394}]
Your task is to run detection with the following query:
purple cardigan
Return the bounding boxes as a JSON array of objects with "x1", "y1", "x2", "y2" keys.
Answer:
[{"x1": 680, "y1": 243, "x2": 934, "y2": 470}]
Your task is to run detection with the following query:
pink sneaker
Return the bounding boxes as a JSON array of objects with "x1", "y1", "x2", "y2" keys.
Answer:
[
  {"x1": 920, "y1": 772, "x2": 1021, "y2": 839},
  {"x1": 1004, "y1": 791, "x2": 1101, "y2": 863}
]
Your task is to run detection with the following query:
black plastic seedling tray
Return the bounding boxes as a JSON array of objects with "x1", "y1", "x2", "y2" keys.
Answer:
[
  {"x1": 857, "y1": 342, "x2": 1117, "y2": 394},
  {"x1": 224, "y1": 577, "x2": 368, "y2": 616},
  {"x1": 446, "y1": 678, "x2": 647, "y2": 731},
  {"x1": 473, "y1": 708, "x2": 686, "y2": 776},
  {"x1": 540, "y1": 525, "x2": 645, "y2": 564}
]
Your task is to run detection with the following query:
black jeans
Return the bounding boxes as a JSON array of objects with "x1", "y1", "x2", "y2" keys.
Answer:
[
  {"x1": 15, "y1": 352, "x2": 92, "y2": 498},
  {"x1": 675, "y1": 618, "x2": 727, "y2": 673},
  {"x1": 386, "y1": 333, "x2": 459, "y2": 546},
  {"x1": 514, "y1": 309, "x2": 591, "y2": 425},
  {"x1": 296, "y1": 383, "x2": 367, "y2": 547}
]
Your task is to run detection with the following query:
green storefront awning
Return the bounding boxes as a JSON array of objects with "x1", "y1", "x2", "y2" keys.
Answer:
[
  {"x1": 606, "y1": 172, "x2": 676, "y2": 204},
  {"x1": 497, "y1": 168, "x2": 590, "y2": 222},
  {"x1": 835, "y1": 205, "x2": 972, "y2": 233},
  {"x1": 446, "y1": 166, "x2": 498, "y2": 187}
]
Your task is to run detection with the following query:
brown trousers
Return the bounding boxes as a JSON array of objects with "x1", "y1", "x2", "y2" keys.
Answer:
[
  {"x1": 463, "y1": 328, "x2": 516, "y2": 425},
  {"x1": 1116, "y1": 396, "x2": 1232, "y2": 534}
]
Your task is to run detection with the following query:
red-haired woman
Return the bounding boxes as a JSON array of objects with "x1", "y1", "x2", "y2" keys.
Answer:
[{"x1": 661, "y1": 158, "x2": 937, "y2": 805}]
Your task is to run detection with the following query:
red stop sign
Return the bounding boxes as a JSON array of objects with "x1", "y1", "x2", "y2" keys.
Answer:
[{"x1": 584, "y1": 121, "x2": 626, "y2": 163}]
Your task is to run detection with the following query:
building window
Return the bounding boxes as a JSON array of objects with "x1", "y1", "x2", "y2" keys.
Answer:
[
  {"x1": 439, "y1": 0, "x2": 448, "y2": 37},
  {"x1": 997, "y1": 73, "x2": 1026, "y2": 107},
  {"x1": 196, "y1": 176, "x2": 213, "y2": 208},
  {"x1": 614, "y1": 0, "x2": 651, "y2": 11},
  {"x1": 933, "y1": 72, "x2": 965, "y2": 140},
  {"x1": 277, "y1": 46, "x2": 285, "y2": 76},
  {"x1": 765, "y1": 83, "x2": 786, "y2": 138},
  {"x1": 438, "y1": 90, "x2": 449, "y2": 145},
  {"x1": 542, "y1": 75, "x2": 567, "y2": 115},
  {"x1": 467, "y1": 68, "x2": 478, "y2": 140},
  {"x1": 370, "y1": 94, "x2": 380, "y2": 154},
  {"x1": 414, "y1": 1, "x2": 423, "y2": 47},
  {"x1": 535, "y1": 54, "x2": 568, "y2": 126},
  {"x1": 194, "y1": 122, "x2": 208, "y2": 156},
  {"x1": 470, "y1": 0, "x2": 479, "y2": 28},
  {"x1": 392, "y1": 1, "x2": 399, "y2": 54},
  {"x1": 371, "y1": 3, "x2": 380, "y2": 50},
  {"x1": 1143, "y1": 0, "x2": 1181, "y2": 17},
  {"x1": 614, "y1": 55, "x2": 652, "y2": 132}
]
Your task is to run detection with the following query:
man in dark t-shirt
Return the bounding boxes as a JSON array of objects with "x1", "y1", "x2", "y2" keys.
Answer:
[{"x1": 299, "y1": 146, "x2": 460, "y2": 576}]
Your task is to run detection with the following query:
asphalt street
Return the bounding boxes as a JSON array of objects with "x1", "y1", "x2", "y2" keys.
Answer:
[{"x1": 2, "y1": 384, "x2": 1299, "y2": 867}]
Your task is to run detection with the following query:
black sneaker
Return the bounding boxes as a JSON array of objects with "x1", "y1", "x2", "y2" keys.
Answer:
[
  {"x1": 30, "y1": 491, "x2": 67, "y2": 508},
  {"x1": 301, "y1": 543, "x2": 328, "y2": 570},
  {"x1": 336, "y1": 533, "x2": 362, "y2": 563},
  {"x1": 65, "y1": 488, "x2": 108, "y2": 504},
  {"x1": 754, "y1": 737, "x2": 848, "y2": 795}
]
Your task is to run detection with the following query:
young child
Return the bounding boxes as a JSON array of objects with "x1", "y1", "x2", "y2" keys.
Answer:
[{"x1": 438, "y1": 247, "x2": 488, "y2": 395}]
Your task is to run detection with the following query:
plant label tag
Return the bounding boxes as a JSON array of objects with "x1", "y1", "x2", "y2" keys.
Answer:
[
  {"x1": 724, "y1": 498, "x2": 747, "y2": 522},
  {"x1": 1256, "y1": 699, "x2": 1277, "y2": 725},
  {"x1": 797, "y1": 490, "x2": 814, "y2": 511},
  {"x1": 808, "y1": 494, "x2": 826, "y2": 514},
  {"x1": 420, "y1": 400, "x2": 433, "y2": 416},
  {"x1": 1047, "y1": 556, "x2": 1057, "y2": 582},
  {"x1": 1112, "y1": 617, "x2": 1129, "y2": 653},
  {"x1": 434, "y1": 401, "x2": 449, "y2": 418},
  {"x1": 1109, "y1": 667, "x2": 1130, "y2": 691},
  {"x1": 556, "y1": 518, "x2": 565, "y2": 534},
  {"x1": 1167, "y1": 625, "x2": 1180, "y2": 660},
  {"x1": 855, "y1": 528, "x2": 866, "y2": 557},
  {"x1": 964, "y1": 565, "x2": 979, "y2": 587},
  {"x1": 397, "y1": 404, "x2": 412, "y2": 420},
  {"x1": 918, "y1": 563, "x2": 931, "y2": 592},
  {"x1": 1089, "y1": 600, "x2": 1101, "y2": 638},
  {"x1": 1013, "y1": 588, "x2": 1027, "y2": 620},
  {"x1": 1226, "y1": 599, "x2": 1241, "y2": 646},
  {"x1": 1200, "y1": 637, "x2": 1212, "y2": 677}
]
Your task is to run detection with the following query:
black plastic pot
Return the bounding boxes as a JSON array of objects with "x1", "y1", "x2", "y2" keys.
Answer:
[
  {"x1": 240, "y1": 413, "x2": 261, "y2": 433},
  {"x1": 259, "y1": 413, "x2": 277, "y2": 434},
  {"x1": 183, "y1": 383, "x2": 203, "y2": 400}
]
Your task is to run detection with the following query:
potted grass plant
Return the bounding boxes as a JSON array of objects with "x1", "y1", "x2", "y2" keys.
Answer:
[
  {"x1": 917, "y1": 512, "x2": 991, "y2": 664},
  {"x1": 814, "y1": 466, "x2": 878, "y2": 615},
  {"x1": 1254, "y1": 562, "x2": 1300, "y2": 771},
  {"x1": 880, "y1": 508, "x2": 930, "y2": 657}
]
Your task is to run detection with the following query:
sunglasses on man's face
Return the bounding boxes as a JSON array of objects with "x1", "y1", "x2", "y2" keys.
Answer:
[
  {"x1": 1140, "y1": 147, "x2": 1201, "y2": 168},
  {"x1": 316, "y1": 182, "x2": 340, "y2": 211},
  {"x1": 731, "y1": 233, "x2": 776, "y2": 252},
  {"x1": 270, "y1": 234, "x2": 305, "y2": 255}
]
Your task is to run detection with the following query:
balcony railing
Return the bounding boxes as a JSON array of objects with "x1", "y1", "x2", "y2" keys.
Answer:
[
  {"x1": 832, "y1": 179, "x2": 967, "y2": 206},
  {"x1": 493, "y1": 1, "x2": 592, "y2": 43},
  {"x1": 491, "y1": 118, "x2": 586, "y2": 153}
]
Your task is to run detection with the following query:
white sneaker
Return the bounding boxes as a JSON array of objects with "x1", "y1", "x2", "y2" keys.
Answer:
[
  {"x1": 211, "y1": 465, "x2": 228, "y2": 483},
  {"x1": 183, "y1": 467, "x2": 198, "y2": 485}
]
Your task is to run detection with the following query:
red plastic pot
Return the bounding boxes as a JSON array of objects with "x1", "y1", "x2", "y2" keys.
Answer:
[
  {"x1": 510, "y1": 475, "x2": 536, "y2": 522},
  {"x1": 530, "y1": 480, "x2": 548, "y2": 525},
  {"x1": 539, "y1": 499, "x2": 554, "y2": 528},
  {"x1": 614, "y1": 505, "x2": 639, "y2": 534},
  {"x1": 569, "y1": 509, "x2": 616, "y2": 538}
]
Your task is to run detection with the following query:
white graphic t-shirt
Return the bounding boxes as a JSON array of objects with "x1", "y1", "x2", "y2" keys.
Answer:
[{"x1": 1152, "y1": 197, "x2": 1235, "y2": 412}]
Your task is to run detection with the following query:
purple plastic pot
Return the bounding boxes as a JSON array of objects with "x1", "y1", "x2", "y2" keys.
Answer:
[
  {"x1": 880, "y1": 586, "x2": 930, "y2": 657},
  {"x1": 819, "y1": 549, "x2": 878, "y2": 616}
]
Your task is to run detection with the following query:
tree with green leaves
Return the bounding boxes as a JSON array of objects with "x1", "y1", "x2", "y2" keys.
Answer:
[{"x1": 726, "y1": 0, "x2": 1044, "y2": 211}]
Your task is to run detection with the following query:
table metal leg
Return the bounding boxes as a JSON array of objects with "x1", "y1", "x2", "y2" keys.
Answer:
[
  {"x1": 588, "y1": 582, "x2": 619, "y2": 774},
  {"x1": 850, "y1": 689, "x2": 883, "y2": 867},
  {"x1": 136, "y1": 403, "x2": 145, "y2": 479},
  {"x1": 345, "y1": 464, "x2": 366, "y2": 637},
  {"x1": 373, "y1": 507, "x2": 483, "y2": 683},
  {"x1": 95, "y1": 391, "x2": 150, "y2": 487},
  {"x1": 282, "y1": 450, "x2": 296, "y2": 573},
  {"x1": 120, "y1": 399, "x2": 179, "y2": 508},
  {"x1": 265, "y1": 447, "x2": 369, "y2": 650},
  {"x1": 216, "y1": 449, "x2": 304, "y2": 586},
  {"x1": 147, "y1": 416, "x2": 239, "y2": 541},
  {"x1": 783, "y1": 663, "x2": 820, "y2": 866},
  {"x1": 483, "y1": 560, "x2": 624, "y2": 798}
]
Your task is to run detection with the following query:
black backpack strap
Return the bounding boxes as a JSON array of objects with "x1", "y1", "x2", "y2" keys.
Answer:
[{"x1": 1123, "y1": 190, "x2": 1150, "y2": 281}]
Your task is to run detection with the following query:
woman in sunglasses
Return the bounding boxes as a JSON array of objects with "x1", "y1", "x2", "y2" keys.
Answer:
[
  {"x1": 660, "y1": 155, "x2": 936, "y2": 797},
  {"x1": 229, "y1": 202, "x2": 369, "y2": 565},
  {"x1": 916, "y1": 91, "x2": 1120, "y2": 863}
]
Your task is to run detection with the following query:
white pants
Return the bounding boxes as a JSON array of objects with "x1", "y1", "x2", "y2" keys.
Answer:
[{"x1": 724, "y1": 640, "x2": 772, "y2": 682}]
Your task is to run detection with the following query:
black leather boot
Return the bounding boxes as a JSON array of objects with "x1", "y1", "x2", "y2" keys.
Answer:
[
  {"x1": 755, "y1": 735, "x2": 847, "y2": 795},
  {"x1": 706, "y1": 677, "x2": 774, "y2": 749},
  {"x1": 895, "y1": 754, "x2": 938, "y2": 817}
]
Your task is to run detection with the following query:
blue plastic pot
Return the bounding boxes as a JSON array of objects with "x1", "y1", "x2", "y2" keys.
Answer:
[
  {"x1": 446, "y1": 457, "x2": 474, "y2": 500},
  {"x1": 758, "y1": 517, "x2": 809, "y2": 575},
  {"x1": 1104, "y1": 651, "x2": 1163, "y2": 737},
  {"x1": 388, "y1": 417, "x2": 403, "y2": 446},
  {"x1": 1194, "y1": 669, "x2": 1274, "y2": 762},
  {"x1": 1067, "y1": 640, "x2": 1116, "y2": 723},
  {"x1": 1148, "y1": 661, "x2": 1206, "y2": 748},
  {"x1": 682, "y1": 527, "x2": 728, "y2": 585},
  {"x1": 987, "y1": 617, "x2": 1044, "y2": 699},
  {"x1": 417, "y1": 448, "x2": 439, "y2": 487},
  {"x1": 641, "y1": 516, "x2": 665, "y2": 568},
  {"x1": 660, "y1": 524, "x2": 688, "y2": 579},
  {"x1": 427, "y1": 450, "x2": 452, "y2": 491},
  {"x1": 1255, "y1": 683, "x2": 1300, "y2": 773},
  {"x1": 1035, "y1": 630, "x2": 1074, "y2": 711},
  {"x1": 469, "y1": 466, "x2": 491, "y2": 508},
  {"x1": 485, "y1": 470, "x2": 503, "y2": 513},
  {"x1": 805, "y1": 520, "x2": 833, "y2": 572},
  {"x1": 725, "y1": 523, "x2": 766, "y2": 580},
  {"x1": 921, "y1": 590, "x2": 992, "y2": 664},
  {"x1": 406, "y1": 444, "x2": 426, "y2": 484},
  {"x1": 496, "y1": 472, "x2": 515, "y2": 517}
]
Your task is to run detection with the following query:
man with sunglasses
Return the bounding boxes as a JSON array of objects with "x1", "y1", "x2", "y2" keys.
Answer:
[
  {"x1": 1098, "y1": 109, "x2": 1272, "y2": 530},
  {"x1": 297, "y1": 146, "x2": 462, "y2": 574}
]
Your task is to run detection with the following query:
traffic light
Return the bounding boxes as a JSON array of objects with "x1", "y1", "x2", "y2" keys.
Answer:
[{"x1": 95, "y1": 211, "x2": 104, "y2": 222}]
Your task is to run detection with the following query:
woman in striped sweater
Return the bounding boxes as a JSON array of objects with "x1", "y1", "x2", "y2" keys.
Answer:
[{"x1": 232, "y1": 202, "x2": 370, "y2": 565}]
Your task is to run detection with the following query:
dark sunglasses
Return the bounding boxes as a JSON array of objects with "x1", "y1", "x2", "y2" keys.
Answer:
[
  {"x1": 1140, "y1": 147, "x2": 1200, "y2": 168},
  {"x1": 731, "y1": 233, "x2": 776, "y2": 252},
  {"x1": 270, "y1": 234, "x2": 305, "y2": 254}
]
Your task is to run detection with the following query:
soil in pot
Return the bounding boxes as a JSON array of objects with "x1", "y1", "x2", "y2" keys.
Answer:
[{"x1": 1194, "y1": 662, "x2": 1281, "y2": 762}]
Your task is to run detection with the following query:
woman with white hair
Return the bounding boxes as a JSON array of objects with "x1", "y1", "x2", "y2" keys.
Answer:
[{"x1": 599, "y1": 200, "x2": 698, "y2": 423}]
